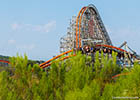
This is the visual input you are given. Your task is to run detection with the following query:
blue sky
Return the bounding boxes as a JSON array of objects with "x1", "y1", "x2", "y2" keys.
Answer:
[{"x1": 0, "y1": 0, "x2": 140, "y2": 60}]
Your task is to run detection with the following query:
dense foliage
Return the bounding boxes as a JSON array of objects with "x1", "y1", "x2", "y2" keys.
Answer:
[
  {"x1": 0, "y1": 54, "x2": 44, "y2": 68},
  {"x1": 0, "y1": 52, "x2": 140, "y2": 100}
]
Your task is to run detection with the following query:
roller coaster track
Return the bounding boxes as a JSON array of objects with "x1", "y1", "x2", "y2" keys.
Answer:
[
  {"x1": 40, "y1": 50, "x2": 73, "y2": 68},
  {"x1": 0, "y1": 60, "x2": 10, "y2": 64},
  {"x1": 112, "y1": 72, "x2": 130, "y2": 79}
]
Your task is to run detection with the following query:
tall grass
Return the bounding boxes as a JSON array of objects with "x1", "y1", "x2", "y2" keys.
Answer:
[{"x1": 0, "y1": 52, "x2": 139, "y2": 100}]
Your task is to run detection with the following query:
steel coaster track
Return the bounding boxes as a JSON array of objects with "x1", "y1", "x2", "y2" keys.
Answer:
[
  {"x1": 40, "y1": 49, "x2": 74, "y2": 68},
  {"x1": 95, "y1": 45, "x2": 128, "y2": 54},
  {"x1": 76, "y1": 7, "x2": 87, "y2": 49},
  {"x1": 112, "y1": 72, "x2": 130, "y2": 79},
  {"x1": 41, "y1": 54, "x2": 76, "y2": 69},
  {"x1": 94, "y1": 44, "x2": 135, "y2": 62},
  {"x1": 0, "y1": 60, "x2": 10, "y2": 64}
]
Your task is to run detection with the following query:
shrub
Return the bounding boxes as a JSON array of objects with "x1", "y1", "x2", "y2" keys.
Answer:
[{"x1": 0, "y1": 52, "x2": 139, "y2": 100}]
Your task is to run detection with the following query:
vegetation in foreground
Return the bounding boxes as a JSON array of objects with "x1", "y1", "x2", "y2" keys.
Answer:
[{"x1": 0, "y1": 52, "x2": 140, "y2": 100}]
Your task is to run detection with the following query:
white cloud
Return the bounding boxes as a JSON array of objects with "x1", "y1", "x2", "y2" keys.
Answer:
[
  {"x1": 43, "y1": 21, "x2": 56, "y2": 32},
  {"x1": 11, "y1": 21, "x2": 56, "y2": 33},
  {"x1": 8, "y1": 39, "x2": 16, "y2": 44}
]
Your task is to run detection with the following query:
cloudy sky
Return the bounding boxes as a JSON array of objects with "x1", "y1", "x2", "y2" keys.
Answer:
[{"x1": 0, "y1": 0, "x2": 140, "y2": 60}]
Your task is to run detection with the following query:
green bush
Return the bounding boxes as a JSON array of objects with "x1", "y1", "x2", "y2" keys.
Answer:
[{"x1": 0, "y1": 52, "x2": 139, "y2": 100}]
